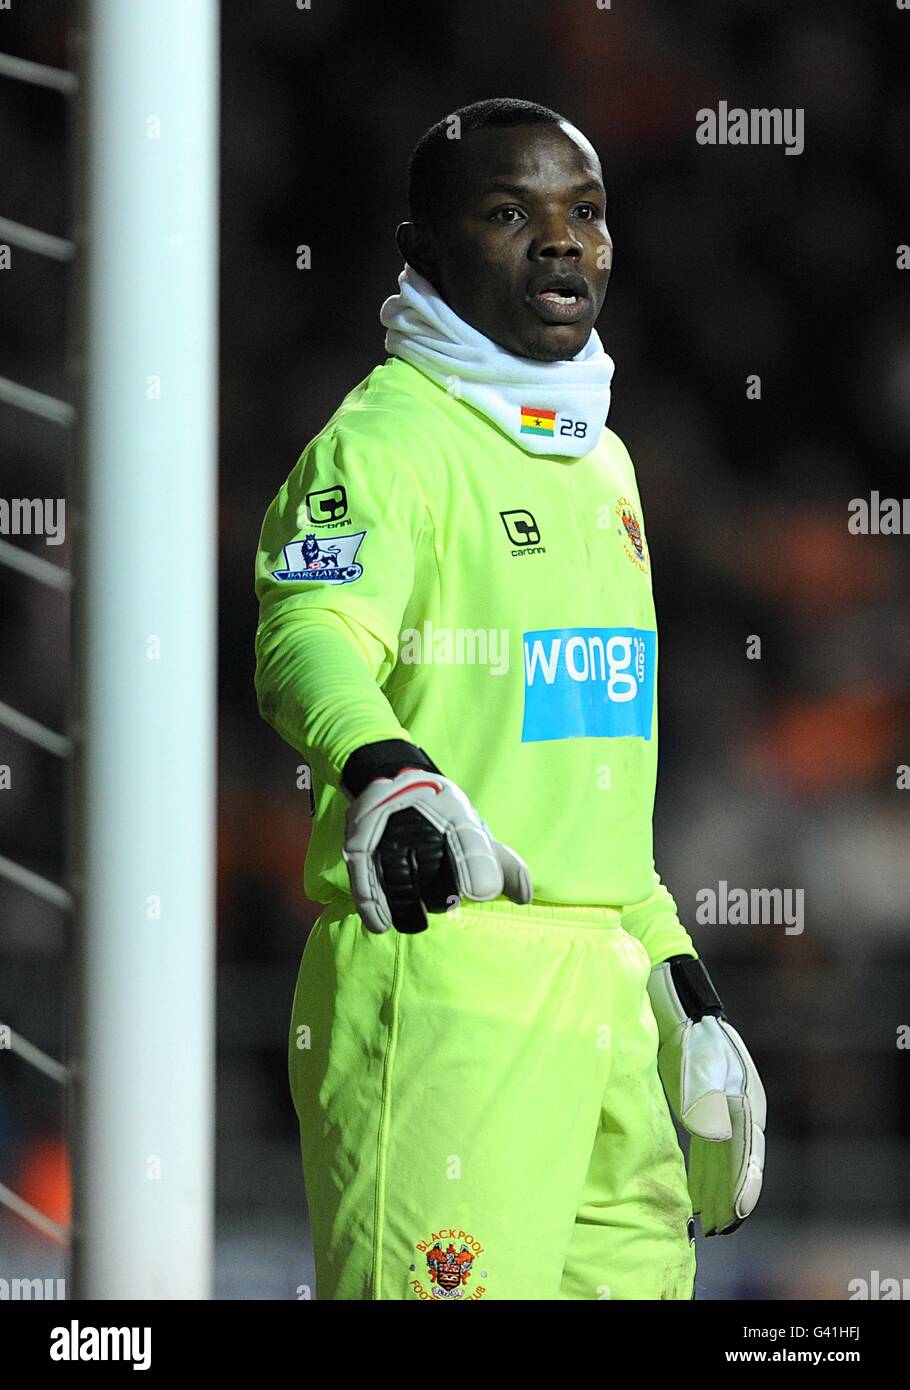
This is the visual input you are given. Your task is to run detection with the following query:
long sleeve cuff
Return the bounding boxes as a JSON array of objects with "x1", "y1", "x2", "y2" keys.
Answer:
[{"x1": 622, "y1": 865, "x2": 698, "y2": 966}]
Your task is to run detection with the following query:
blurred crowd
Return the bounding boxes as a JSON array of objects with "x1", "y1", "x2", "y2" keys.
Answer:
[{"x1": 1, "y1": 0, "x2": 909, "y2": 1297}]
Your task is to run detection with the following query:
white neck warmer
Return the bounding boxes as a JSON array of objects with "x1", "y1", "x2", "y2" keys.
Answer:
[{"x1": 380, "y1": 265, "x2": 614, "y2": 458}]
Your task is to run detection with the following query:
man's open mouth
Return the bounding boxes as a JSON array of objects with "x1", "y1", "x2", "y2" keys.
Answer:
[{"x1": 526, "y1": 274, "x2": 590, "y2": 325}]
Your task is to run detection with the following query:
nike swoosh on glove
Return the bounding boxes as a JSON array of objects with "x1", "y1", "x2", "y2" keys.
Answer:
[
  {"x1": 340, "y1": 743, "x2": 532, "y2": 934},
  {"x1": 647, "y1": 955, "x2": 767, "y2": 1236}
]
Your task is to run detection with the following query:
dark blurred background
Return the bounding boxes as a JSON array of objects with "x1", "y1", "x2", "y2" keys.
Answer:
[{"x1": 1, "y1": 0, "x2": 909, "y2": 1299}]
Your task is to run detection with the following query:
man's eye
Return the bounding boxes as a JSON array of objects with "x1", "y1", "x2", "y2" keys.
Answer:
[
  {"x1": 575, "y1": 204, "x2": 601, "y2": 220},
  {"x1": 490, "y1": 207, "x2": 524, "y2": 223}
]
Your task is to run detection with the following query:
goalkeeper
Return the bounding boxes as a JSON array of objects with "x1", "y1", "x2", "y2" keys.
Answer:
[{"x1": 255, "y1": 98, "x2": 766, "y2": 1301}]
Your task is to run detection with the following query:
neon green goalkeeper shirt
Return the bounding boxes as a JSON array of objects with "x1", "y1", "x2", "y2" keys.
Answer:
[{"x1": 254, "y1": 354, "x2": 696, "y2": 965}]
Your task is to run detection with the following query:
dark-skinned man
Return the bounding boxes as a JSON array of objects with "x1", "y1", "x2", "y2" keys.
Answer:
[{"x1": 255, "y1": 97, "x2": 766, "y2": 1302}]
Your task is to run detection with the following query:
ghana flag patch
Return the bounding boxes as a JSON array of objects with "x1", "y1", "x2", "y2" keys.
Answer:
[{"x1": 520, "y1": 406, "x2": 556, "y2": 437}]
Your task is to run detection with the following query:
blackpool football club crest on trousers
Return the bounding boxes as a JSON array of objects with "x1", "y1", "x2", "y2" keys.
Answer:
[{"x1": 408, "y1": 1228, "x2": 488, "y2": 1300}]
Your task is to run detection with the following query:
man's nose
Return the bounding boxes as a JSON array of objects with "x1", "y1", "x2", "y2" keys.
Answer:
[{"x1": 529, "y1": 214, "x2": 583, "y2": 259}]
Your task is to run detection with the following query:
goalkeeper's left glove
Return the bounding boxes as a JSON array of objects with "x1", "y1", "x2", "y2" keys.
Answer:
[{"x1": 647, "y1": 954, "x2": 766, "y2": 1236}]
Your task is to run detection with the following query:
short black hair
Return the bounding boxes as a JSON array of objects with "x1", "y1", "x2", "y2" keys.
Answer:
[{"x1": 408, "y1": 98, "x2": 566, "y2": 226}]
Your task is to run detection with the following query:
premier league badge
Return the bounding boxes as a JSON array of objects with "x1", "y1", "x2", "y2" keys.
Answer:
[{"x1": 271, "y1": 530, "x2": 366, "y2": 583}]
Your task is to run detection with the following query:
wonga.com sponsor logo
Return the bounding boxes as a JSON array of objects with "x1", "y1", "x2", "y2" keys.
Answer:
[{"x1": 521, "y1": 627, "x2": 656, "y2": 742}]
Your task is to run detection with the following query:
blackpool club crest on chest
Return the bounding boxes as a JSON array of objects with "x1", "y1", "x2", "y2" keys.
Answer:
[{"x1": 615, "y1": 497, "x2": 649, "y2": 573}]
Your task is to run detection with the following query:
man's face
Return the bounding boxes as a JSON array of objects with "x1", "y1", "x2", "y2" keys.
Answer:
[{"x1": 399, "y1": 122, "x2": 612, "y2": 362}]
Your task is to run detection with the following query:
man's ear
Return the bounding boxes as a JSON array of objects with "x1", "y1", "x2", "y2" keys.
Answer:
[{"x1": 395, "y1": 220, "x2": 441, "y2": 288}]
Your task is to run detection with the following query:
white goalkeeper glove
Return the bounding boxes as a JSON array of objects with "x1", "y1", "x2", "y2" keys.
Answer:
[
  {"x1": 340, "y1": 740, "x2": 532, "y2": 934},
  {"x1": 647, "y1": 954, "x2": 766, "y2": 1236}
]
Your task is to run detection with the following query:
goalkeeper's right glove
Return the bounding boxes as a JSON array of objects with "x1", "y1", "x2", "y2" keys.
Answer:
[{"x1": 340, "y1": 739, "x2": 533, "y2": 935}]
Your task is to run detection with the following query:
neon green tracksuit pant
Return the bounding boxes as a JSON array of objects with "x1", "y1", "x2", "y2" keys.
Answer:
[{"x1": 288, "y1": 897, "x2": 697, "y2": 1301}]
